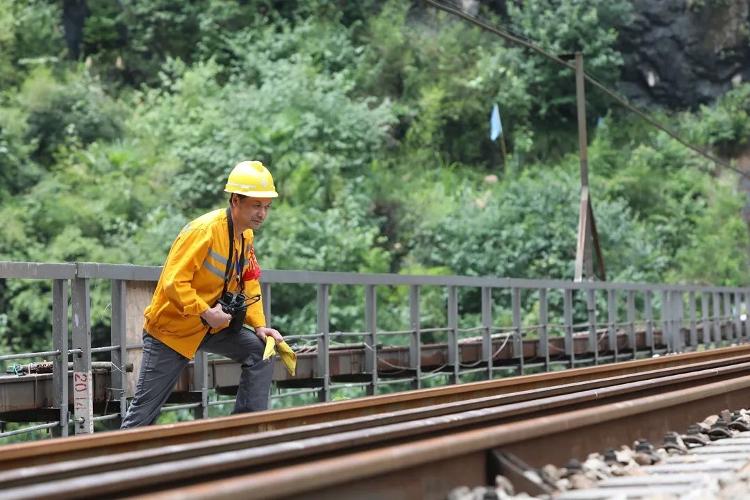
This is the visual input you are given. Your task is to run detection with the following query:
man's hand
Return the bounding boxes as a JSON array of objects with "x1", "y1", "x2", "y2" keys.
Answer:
[
  {"x1": 200, "y1": 304, "x2": 231, "y2": 329},
  {"x1": 254, "y1": 326, "x2": 283, "y2": 343}
]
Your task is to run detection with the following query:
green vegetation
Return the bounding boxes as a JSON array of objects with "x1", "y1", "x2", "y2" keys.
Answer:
[{"x1": 1, "y1": 1, "x2": 749, "y2": 380}]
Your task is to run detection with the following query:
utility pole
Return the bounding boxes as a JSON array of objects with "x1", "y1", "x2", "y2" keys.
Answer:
[
  {"x1": 569, "y1": 52, "x2": 606, "y2": 282},
  {"x1": 499, "y1": 134, "x2": 508, "y2": 171}
]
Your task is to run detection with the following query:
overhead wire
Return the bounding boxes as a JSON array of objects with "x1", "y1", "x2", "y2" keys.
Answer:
[{"x1": 424, "y1": 0, "x2": 749, "y2": 180}]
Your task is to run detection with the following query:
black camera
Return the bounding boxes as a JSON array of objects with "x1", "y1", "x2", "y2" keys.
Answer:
[
  {"x1": 212, "y1": 292, "x2": 261, "y2": 334},
  {"x1": 217, "y1": 291, "x2": 248, "y2": 317},
  {"x1": 216, "y1": 291, "x2": 249, "y2": 334}
]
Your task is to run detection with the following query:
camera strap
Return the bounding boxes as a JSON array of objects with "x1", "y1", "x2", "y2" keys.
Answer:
[
  {"x1": 223, "y1": 207, "x2": 246, "y2": 297},
  {"x1": 203, "y1": 208, "x2": 246, "y2": 335}
]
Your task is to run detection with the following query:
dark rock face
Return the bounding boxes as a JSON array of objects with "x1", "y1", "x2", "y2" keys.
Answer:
[{"x1": 617, "y1": 0, "x2": 750, "y2": 109}]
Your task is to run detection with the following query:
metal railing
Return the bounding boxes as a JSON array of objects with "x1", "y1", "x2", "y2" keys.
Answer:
[{"x1": 0, "y1": 260, "x2": 748, "y2": 440}]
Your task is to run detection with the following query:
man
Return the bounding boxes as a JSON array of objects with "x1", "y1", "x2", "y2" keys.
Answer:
[{"x1": 121, "y1": 160, "x2": 283, "y2": 428}]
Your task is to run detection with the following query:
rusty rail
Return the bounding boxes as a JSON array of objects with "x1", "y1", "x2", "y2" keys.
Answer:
[
  {"x1": 171, "y1": 375, "x2": 750, "y2": 500},
  {"x1": 3, "y1": 348, "x2": 750, "y2": 498},
  {"x1": 2, "y1": 345, "x2": 750, "y2": 470}
]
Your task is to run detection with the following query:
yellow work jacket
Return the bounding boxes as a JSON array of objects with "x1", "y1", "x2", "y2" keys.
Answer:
[{"x1": 144, "y1": 208, "x2": 266, "y2": 359}]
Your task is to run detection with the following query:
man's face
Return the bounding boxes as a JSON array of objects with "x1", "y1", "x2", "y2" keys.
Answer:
[{"x1": 235, "y1": 196, "x2": 273, "y2": 231}]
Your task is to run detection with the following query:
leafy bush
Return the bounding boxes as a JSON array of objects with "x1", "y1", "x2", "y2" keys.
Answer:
[
  {"x1": 16, "y1": 67, "x2": 122, "y2": 162},
  {"x1": 691, "y1": 84, "x2": 750, "y2": 156},
  {"x1": 0, "y1": 0, "x2": 63, "y2": 88},
  {"x1": 130, "y1": 46, "x2": 394, "y2": 212},
  {"x1": 407, "y1": 166, "x2": 668, "y2": 282}
]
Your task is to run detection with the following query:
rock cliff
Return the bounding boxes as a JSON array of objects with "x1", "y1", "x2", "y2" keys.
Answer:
[{"x1": 617, "y1": 0, "x2": 750, "y2": 109}]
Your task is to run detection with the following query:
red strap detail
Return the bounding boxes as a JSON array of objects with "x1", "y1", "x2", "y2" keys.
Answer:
[
  {"x1": 243, "y1": 266, "x2": 261, "y2": 281},
  {"x1": 243, "y1": 246, "x2": 262, "y2": 281}
]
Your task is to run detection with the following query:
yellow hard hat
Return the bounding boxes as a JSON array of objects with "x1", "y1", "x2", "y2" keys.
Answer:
[{"x1": 224, "y1": 160, "x2": 278, "y2": 198}]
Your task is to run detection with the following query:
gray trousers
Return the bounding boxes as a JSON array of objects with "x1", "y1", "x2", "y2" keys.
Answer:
[{"x1": 120, "y1": 326, "x2": 273, "y2": 429}]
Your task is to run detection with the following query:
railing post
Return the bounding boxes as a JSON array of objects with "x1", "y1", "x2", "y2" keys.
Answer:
[
  {"x1": 661, "y1": 291, "x2": 671, "y2": 352},
  {"x1": 688, "y1": 291, "x2": 697, "y2": 349},
  {"x1": 727, "y1": 292, "x2": 736, "y2": 342},
  {"x1": 261, "y1": 282, "x2": 272, "y2": 327},
  {"x1": 723, "y1": 291, "x2": 728, "y2": 342},
  {"x1": 192, "y1": 352, "x2": 209, "y2": 420},
  {"x1": 111, "y1": 280, "x2": 128, "y2": 426},
  {"x1": 447, "y1": 286, "x2": 459, "y2": 384},
  {"x1": 586, "y1": 288, "x2": 598, "y2": 364},
  {"x1": 734, "y1": 292, "x2": 742, "y2": 343},
  {"x1": 563, "y1": 289, "x2": 574, "y2": 367},
  {"x1": 745, "y1": 290, "x2": 750, "y2": 340},
  {"x1": 71, "y1": 276, "x2": 93, "y2": 434},
  {"x1": 607, "y1": 289, "x2": 617, "y2": 358},
  {"x1": 713, "y1": 292, "x2": 722, "y2": 347},
  {"x1": 409, "y1": 286, "x2": 422, "y2": 389},
  {"x1": 674, "y1": 291, "x2": 684, "y2": 352},
  {"x1": 52, "y1": 279, "x2": 69, "y2": 437},
  {"x1": 316, "y1": 284, "x2": 330, "y2": 402},
  {"x1": 701, "y1": 292, "x2": 710, "y2": 346},
  {"x1": 511, "y1": 287, "x2": 523, "y2": 375},
  {"x1": 481, "y1": 287, "x2": 493, "y2": 379},
  {"x1": 662, "y1": 290, "x2": 683, "y2": 353},
  {"x1": 538, "y1": 288, "x2": 549, "y2": 371},
  {"x1": 626, "y1": 290, "x2": 636, "y2": 357},
  {"x1": 645, "y1": 290, "x2": 654, "y2": 355},
  {"x1": 261, "y1": 281, "x2": 273, "y2": 409},
  {"x1": 364, "y1": 285, "x2": 378, "y2": 396},
  {"x1": 724, "y1": 292, "x2": 732, "y2": 342}
]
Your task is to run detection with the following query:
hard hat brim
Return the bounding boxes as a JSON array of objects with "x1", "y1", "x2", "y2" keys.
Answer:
[{"x1": 224, "y1": 188, "x2": 279, "y2": 198}]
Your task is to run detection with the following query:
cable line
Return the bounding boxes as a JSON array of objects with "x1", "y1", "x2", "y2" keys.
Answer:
[{"x1": 425, "y1": 0, "x2": 749, "y2": 180}]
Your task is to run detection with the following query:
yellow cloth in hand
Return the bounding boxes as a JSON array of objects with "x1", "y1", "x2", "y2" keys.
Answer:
[
  {"x1": 263, "y1": 336, "x2": 275, "y2": 360},
  {"x1": 277, "y1": 340, "x2": 297, "y2": 376},
  {"x1": 262, "y1": 337, "x2": 297, "y2": 376}
]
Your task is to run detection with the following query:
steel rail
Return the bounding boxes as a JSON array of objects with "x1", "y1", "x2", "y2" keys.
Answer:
[
  {"x1": 2, "y1": 345, "x2": 749, "y2": 470},
  {"x1": 149, "y1": 374, "x2": 750, "y2": 500},
  {"x1": 3, "y1": 357, "x2": 750, "y2": 498},
  {"x1": 2, "y1": 345, "x2": 750, "y2": 471}
]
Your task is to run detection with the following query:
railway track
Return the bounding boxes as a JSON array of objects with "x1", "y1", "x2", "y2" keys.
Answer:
[
  {"x1": 3, "y1": 346, "x2": 750, "y2": 499},
  {"x1": 4, "y1": 345, "x2": 750, "y2": 470}
]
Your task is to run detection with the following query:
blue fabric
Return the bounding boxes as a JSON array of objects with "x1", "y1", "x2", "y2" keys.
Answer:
[{"x1": 490, "y1": 103, "x2": 503, "y2": 141}]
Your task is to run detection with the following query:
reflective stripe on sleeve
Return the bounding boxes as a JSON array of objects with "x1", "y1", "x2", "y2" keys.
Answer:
[
  {"x1": 208, "y1": 248, "x2": 227, "y2": 266},
  {"x1": 203, "y1": 259, "x2": 224, "y2": 280}
]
